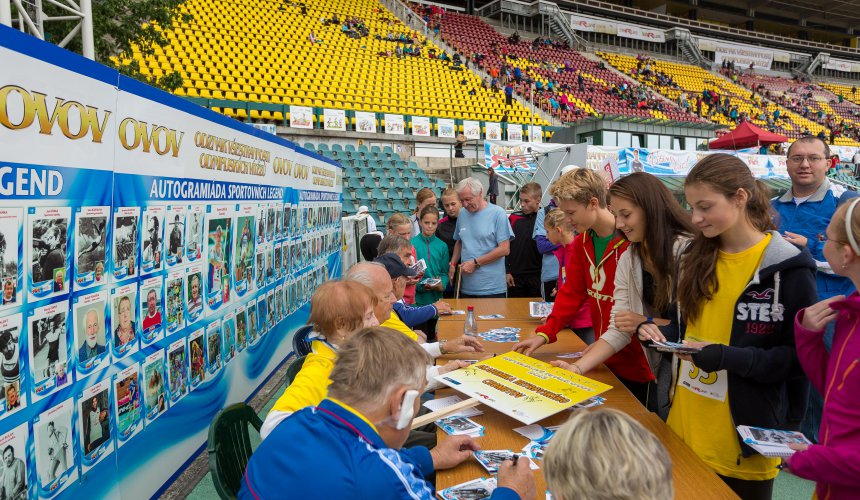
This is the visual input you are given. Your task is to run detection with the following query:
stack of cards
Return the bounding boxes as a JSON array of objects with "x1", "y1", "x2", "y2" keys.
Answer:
[
  {"x1": 474, "y1": 451, "x2": 539, "y2": 473},
  {"x1": 478, "y1": 327, "x2": 521, "y2": 343},
  {"x1": 736, "y1": 425, "x2": 811, "y2": 458},
  {"x1": 438, "y1": 478, "x2": 497, "y2": 500},
  {"x1": 478, "y1": 314, "x2": 505, "y2": 319},
  {"x1": 648, "y1": 341, "x2": 702, "y2": 354},
  {"x1": 409, "y1": 259, "x2": 427, "y2": 275},
  {"x1": 448, "y1": 310, "x2": 466, "y2": 315},
  {"x1": 419, "y1": 277, "x2": 442, "y2": 287},
  {"x1": 513, "y1": 424, "x2": 561, "y2": 461},
  {"x1": 436, "y1": 415, "x2": 485, "y2": 437},
  {"x1": 529, "y1": 301, "x2": 554, "y2": 318},
  {"x1": 423, "y1": 395, "x2": 483, "y2": 418}
]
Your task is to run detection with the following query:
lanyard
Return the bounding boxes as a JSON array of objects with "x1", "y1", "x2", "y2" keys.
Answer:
[{"x1": 315, "y1": 406, "x2": 375, "y2": 447}]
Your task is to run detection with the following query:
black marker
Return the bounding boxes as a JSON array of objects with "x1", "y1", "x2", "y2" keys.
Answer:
[{"x1": 511, "y1": 454, "x2": 519, "y2": 466}]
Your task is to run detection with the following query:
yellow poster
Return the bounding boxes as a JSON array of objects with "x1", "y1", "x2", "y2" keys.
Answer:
[{"x1": 436, "y1": 352, "x2": 612, "y2": 425}]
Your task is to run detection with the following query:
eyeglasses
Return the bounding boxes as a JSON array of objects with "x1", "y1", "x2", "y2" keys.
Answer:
[{"x1": 788, "y1": 156, "x2": 828, "y2": 164}]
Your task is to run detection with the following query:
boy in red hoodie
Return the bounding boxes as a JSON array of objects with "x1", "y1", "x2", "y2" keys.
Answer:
[{"x1": 513, "y1": 169, "x2": 654, "y2": 404}]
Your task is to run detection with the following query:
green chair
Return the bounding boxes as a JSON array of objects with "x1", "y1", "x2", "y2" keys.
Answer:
[
  {"x1": 285, "y1": 355, "x2": 308, "y2": 386},
  {"x1": 331, "y1": 144, "x2": 344, "y2": 153},
  {"x1": 208, "y1": 403, "x2": 263, "y2": 499},
  {"x1": 392, "y1": 178, "x2": 407, "y2": 190},
  {"x1": 377, "y1": 176, "x2": 393, "y2": 189},
  {"x1": 392, "y1": 199, "x2": 408, "y2": 212}
]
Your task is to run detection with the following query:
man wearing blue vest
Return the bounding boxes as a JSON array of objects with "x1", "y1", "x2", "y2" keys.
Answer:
[
  {"x1": 772, "y1": 135, "x2": 858, "y2": 442},
  {"x1": 240, "y1": 327, "x2": 534, "y2": 500}
]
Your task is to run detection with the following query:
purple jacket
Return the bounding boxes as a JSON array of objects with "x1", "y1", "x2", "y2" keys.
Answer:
[{"x1": 789, "y1": 292, "x2": 860, "y2": 499}]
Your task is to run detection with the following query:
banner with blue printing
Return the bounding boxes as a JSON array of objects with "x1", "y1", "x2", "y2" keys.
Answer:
[
  {"x1": 0, "y1": 25, "x2": 341, "y2": 499},
  {"x1": 615, "y1": 148, "x2": 789, "y2": 178}
]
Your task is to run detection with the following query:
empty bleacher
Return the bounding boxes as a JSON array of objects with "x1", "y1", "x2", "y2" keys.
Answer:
[
  {"x1": 434, "y1": 11, "x2": 704, "y2": 124},
  {"x1": 310, "y1": 142, "x2": 447, "y2": 225},
  {"x1": 132, "y1": 0, "x2": 544, "y2": 127}
]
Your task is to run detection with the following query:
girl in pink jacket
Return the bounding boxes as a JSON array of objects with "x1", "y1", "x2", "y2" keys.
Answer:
[{"x1": 789, "y1": 198, "x2": 860, "y2": 500}]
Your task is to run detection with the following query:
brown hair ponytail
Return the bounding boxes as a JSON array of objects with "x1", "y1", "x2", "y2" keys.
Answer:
[{"x1": 677, "y1": 154, "x2": 775, "y2": 323}]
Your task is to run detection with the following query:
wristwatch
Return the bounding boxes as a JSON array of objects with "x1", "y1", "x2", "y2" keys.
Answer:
[{"x1": 473, "y1": 258, "x2": 481, "y2": 268}]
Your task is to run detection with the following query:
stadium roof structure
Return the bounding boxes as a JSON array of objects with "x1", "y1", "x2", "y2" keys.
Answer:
[{"x1": 748, "y1": 0, "x2": 860, "y2": 30}]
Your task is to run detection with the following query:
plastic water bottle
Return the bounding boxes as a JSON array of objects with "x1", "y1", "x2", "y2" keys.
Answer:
[{"x1": 464, "y1": 305, "x2": 479, "y2": 336}]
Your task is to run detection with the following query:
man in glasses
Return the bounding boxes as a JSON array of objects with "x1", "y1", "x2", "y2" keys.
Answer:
[{"x1": 772, "y1": 135, "x2": 858, "y2": 443}]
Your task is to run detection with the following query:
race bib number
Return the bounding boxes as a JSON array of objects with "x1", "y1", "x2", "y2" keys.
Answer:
[{"x1": 678, "y1": 360, "x2": 727, "y2": 402}]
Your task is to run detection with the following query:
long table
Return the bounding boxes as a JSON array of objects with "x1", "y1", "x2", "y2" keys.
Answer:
[
  {"x1": 435, "y1": 298, "x2": 738, "y2": 499},
  {"x1": 439, "y1": 298, "x2": 541, "y2": 322}
]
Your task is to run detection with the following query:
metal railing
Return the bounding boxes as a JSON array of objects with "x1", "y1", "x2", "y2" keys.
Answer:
[{"x1": 479, "y1": 0, "x2": 860, "y2": 60}]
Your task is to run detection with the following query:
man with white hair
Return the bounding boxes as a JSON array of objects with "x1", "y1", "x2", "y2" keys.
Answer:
[
  {"x1": 240, "y1": 327, "x2": 535, "y2": 499},
  {"x1": 447, "y1": 177, "x2": 513, "y2": 298}
]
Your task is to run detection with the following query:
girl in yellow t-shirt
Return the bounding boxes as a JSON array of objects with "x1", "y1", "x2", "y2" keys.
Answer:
[{"x1": 639, "y1": 154, "x2": 817, "y2": 499}]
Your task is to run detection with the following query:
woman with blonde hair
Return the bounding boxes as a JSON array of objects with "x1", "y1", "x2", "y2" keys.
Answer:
[
  {"x1": 261, "y1": 280, "x2": 379, "y2": 438},
  {"x1": 544, "y1": 408, "x2": 673, "y2": 500},
  {"x1": 410, "y1": 188, "x2": 438, "y2": 238}
]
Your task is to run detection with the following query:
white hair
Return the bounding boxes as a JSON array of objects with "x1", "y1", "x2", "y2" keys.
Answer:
[
  {"x1": 455, "y1": 177, "x2": 483, "y2": 196},
  {"x1": 344, "y1": 261, "x2": 386, "y2": 288}
]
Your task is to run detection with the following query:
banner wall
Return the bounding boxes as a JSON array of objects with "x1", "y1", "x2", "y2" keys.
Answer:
[{"x1": 0, "y1": 26, "x2": 341, "y2": 500}]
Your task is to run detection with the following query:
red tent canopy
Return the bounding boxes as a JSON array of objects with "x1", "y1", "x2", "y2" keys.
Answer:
[{"x1": 708, "y1": 121, "x2": 788, "y2": 150}]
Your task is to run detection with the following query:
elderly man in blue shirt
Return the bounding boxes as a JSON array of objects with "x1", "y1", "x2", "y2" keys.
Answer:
[{"x1": 240, "y1": 327, "x2": 534, "y2": 500}]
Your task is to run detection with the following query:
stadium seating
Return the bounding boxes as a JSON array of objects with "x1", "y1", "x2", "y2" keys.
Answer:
[
  {"x1": 737, "y1": 75, "x2": 860, "y2": 145},
  {"x1": 434, "y1": 12, "x2": 704, "y2": 124},
  {"x1": 132, "y1": 0, "x2": 544, "y2": 126},
  {"x1": 598, "y1": 52, "x2": 860, "y2": 145},
  {"x1": 820, "y1": 82, "x2": 860, "y2": 107}
]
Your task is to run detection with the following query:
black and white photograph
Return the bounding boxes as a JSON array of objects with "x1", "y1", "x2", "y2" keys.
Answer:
[
  {"x1": 0, "y1": 208, "x2": 22, "y2": 310},
  {"x1": 165, "y1": 205, "x2": 186, "y2": 268},
  {"x1": 0, "y1": 313, "x2": 24, "y2": 418},
  {"x1": 290, "y1": 205, "x2": 298, "y2": 235},
  {"x1": 34, "y1": 397, "x2": 77, "y2": 493},
  {"x1": 78, "y1": 380, "x2": 113, "y2": 471},
  {"x1": 0, "y1": 422, "x2": 29, "y2": 500},
  {"x1": 29, "y1": 207, "x2": 70, "y2": 299},
  {"x1": 29, "y1": 301, "x2": 71, "y2": 400},
  {"x1": 273, "y1": 244, "x2": 282, "y2": 279},
  {"x1": 186, "y1": 205, "x2": 203, "y2": 263},
  {"x1": 256, "y1": 206, "x2": 266, "y2": 245},
  {"x1": 74, "y1": 206, "x2": 108, "y2": 290},
  {"x1": 265, "y1": 205, "x2": 275, "y2": 242},
  {"x1": 113, "y1": 207, "x2": 140, "y2": 280},
  {"x1": 141, "y1": 206, "x2": 165, "y2": 274},
  {"x1": 111, "y1": 283, "x2": 138, "y2": 359},
  {"x1": 73, "y1": 290, "x2": 108, "y2": 376},
  {"x1": 254, "y1": 249, "x2": 264, "y2": 289},
  {"x1": 274, "y1": 202, "x2": 283, "y2": 239},
  {"x1": 282, "y1": 204, "x2": 291, "y2": 240}
]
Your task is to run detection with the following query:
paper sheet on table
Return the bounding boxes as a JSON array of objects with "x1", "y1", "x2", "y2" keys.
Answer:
[{"x1": 423, "y1": 395, "x2": 483, "y2": 418}]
